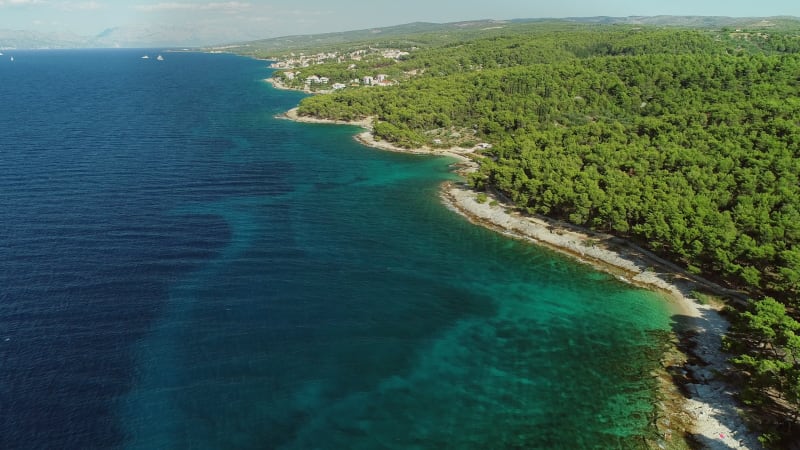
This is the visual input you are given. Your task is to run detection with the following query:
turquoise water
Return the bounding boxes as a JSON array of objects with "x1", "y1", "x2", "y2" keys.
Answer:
[{"x1": 0, "y1": 51, "x2": 673, "y2": 449}]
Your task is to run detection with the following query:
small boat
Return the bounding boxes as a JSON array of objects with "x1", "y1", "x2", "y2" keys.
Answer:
[
  {"x1": 10, "y1": 56, "x2": 13, "y2": 62},
  {"x1": 156, "y1": 54, "x2": 164, "y2": 61},
  {"x1": 141, "y1": 55, "x2": 150, "y2": 59}
]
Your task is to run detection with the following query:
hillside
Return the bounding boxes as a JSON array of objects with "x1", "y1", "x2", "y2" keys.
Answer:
[
  {"x1": 219, "y1": 16, "x2": 800, "y2": 58},
  {"x1": 214, "y1": 20, "x2": 544, "y2": 58}
]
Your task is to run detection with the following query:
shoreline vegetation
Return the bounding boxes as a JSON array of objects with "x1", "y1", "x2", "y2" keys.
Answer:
[{"x1": 277, "y1": 97, "x2": 763, "y2": 449}]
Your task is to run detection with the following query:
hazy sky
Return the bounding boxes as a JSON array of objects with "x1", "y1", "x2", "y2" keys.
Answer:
[{"x1": 1, "y1": 0, "x2": 798, "y2": 42}]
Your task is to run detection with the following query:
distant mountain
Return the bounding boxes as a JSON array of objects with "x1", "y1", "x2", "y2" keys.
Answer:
[
  {"x1": 87, "y1": 27, "x2": 212, "y2": 48},
  {"x1": 0, "y1": 26, "x2": 243, "y2": 50},
  {"x1": 0, "y1": 29, "x2": 88, "y2": 50}
]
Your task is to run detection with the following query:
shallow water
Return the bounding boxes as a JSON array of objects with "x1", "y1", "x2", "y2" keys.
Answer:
[{"x1": 0, "y1": 50, "x2": 673, "y2": 449}]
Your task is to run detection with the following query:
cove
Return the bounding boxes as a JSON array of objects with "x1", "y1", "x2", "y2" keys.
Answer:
[{"x1": 120, "y1": 54, "x2": 676, "y2": 448}]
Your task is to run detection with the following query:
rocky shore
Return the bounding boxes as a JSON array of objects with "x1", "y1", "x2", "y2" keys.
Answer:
[{"x1": 442, "y1": 183, "x2": 760, "y2": 450}]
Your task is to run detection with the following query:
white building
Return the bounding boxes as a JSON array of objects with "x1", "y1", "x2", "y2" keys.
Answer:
[{"x1": 382, "y1": 49, "x2": 410, "y2": 59}]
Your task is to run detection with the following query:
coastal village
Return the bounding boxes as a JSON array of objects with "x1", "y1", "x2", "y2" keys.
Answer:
[
  {"x1": 268, "y1": 47, "x2": 410, "y2": 69},
  {"x1": 269, "y1": 47, "x2": 410, "y2": 90},
  {"x1": 266, "y1": 45, "x2": 506, "y2": 151}
]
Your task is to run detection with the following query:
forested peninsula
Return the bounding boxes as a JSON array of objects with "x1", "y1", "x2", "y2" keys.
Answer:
[{"x1": 246, "y1": 19, "x2": 800, "y2": 447}]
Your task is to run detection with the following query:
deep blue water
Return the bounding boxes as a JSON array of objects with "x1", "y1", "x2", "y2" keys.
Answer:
[{"x1": 1, "y1": 50, "x2": 675, "y2": 449}]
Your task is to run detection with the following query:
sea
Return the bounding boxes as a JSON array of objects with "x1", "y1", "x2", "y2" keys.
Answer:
[{"x1": 0, "y1": 50, "x2": 677, "y2": 449}]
